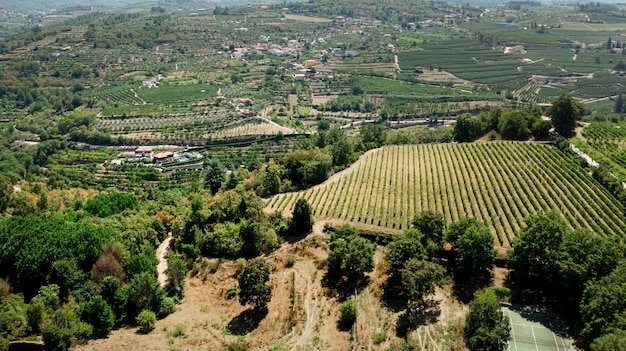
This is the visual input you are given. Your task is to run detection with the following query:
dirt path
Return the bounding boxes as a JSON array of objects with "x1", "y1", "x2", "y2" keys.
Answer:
[{"x1": 156, "y1": 233, "x2": 173, "y2": 287}]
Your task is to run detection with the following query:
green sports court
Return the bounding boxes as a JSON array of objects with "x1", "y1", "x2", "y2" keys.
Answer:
[{"x1": 502, "y1": 304, "x2": 575, "y2": 351}]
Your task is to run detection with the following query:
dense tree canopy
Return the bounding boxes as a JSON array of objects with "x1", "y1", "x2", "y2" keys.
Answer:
[
  {"x1": 327, "y1": 234, "x2": 375, "y2": 282},
  {"x1": 0, "y1": 215, "x2": 116, "y2": 298},
  {"x1": 546, "y1": 94, "x2": 586, "y2": 136},
  {"x1": 400, "y1": 259, "x2": 447, "y2": 303},
  {"x1": 237, "y1": 258, "x2": 272, "y2": 309},
  {"x1": 464, "y1": 295, "x2": 511, "y2": 351}
]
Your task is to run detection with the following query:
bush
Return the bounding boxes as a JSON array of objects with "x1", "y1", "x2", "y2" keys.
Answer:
[
  {"x1": 339, "y1": 299, "x2": 357, "y2": 328},
  {"x1": 223, "y1": 343, "x2": 249, "y2": 351},
  {"x1": 84, "y1": 192, "x2": 138, "y2": 217},
  {"x1": 79, "y1": 295, "x2": 115, "y2": 337},
  {"x1": 42, "y1": 324, "x2": 73, "y2": 351},
  {"x1": 136, "y1": 310, "x2": 156, "y2": 334}
]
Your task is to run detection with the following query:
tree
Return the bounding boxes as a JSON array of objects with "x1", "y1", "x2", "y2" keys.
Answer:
[
  {"x1": 136, "y1": 310, "x2": 156, "y2": 334},
  {"x1": 79, "y1": 295, "x2": 115, "y2": 337},
  {"x1": 464, "y1": 295, "x2": 511, "y2": 351},
  {"x1": 445, "y1": 217, "x2": 482, "y2": 244},
  {"x1": 0, "y1": 177, "x2": 12, "y2": 213},
  {"x1": 546, "y1": 94, "x2": 585, "y2": 136},
  {"x1": 508, "y1": 212, "x2": 569, "y2": 284},
  {"x1": 237, "y1": 258, "x2": 272, "y2": 309},
  {"x1": 412, "y1": 211, "x2": 445, "y2": 247},
  {"x1": 615, "y1": 93, "x2": 624, "y2": 113},
  {"x1": 400, "y1": 259, "x2": 447, "y2": 302},
  {"x1": 339, "y1": 299, "x2": 357, "y2": 328},
  {"x1": 590, "y1": 329, "x2": 626, "y2": 351},
  {"x1": 454, "y1": 113, "x2": 486, "y2": 142},
  {"x1": 455, "y1": 224, "x2": 495, "y2": 277},
  {"x1": 580, "y1": 263, "x2": 626, "y2": 342},
  {"x1": 386, "y1": 230, "x2": 429, "y2": 278},
  {"x1": 290, "y1": 198, "x2": 313, "y2": 235},
  {"x1": 327, "y1": 235, "x2": 375, "y2": 282},
  {"x1": 204, "y1": 159, "x2": 225, "y2": 195},
  {"x1": 261, "y1": 164, "x2": 282, "y2": 195}
]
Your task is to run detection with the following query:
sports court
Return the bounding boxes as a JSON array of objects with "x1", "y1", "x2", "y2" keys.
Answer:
[{"x1": 502, "y1": 304, "x2": 575, "y2": 351}]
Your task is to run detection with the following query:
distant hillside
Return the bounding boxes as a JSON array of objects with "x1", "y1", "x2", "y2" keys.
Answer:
[{"x1": 0, "y1": 0, "x2": 297, "y2": 13}]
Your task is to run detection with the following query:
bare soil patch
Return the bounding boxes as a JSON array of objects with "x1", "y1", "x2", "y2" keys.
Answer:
[{"x1": 74, "y1": 227, "x2": 470, "y2": 351}]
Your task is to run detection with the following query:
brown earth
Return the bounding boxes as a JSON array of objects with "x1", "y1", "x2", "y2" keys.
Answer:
[{"x1": 74, "y1": 225, "x2": 471, "y2": 351}]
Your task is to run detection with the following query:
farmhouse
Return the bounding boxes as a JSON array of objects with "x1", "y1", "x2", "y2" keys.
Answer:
[
  {"x1": 134, "y1": 148, "x2": 153, "y2": 158},
  {"x1": 153, "y1": 151, "x2": 174, "y2": 163}
]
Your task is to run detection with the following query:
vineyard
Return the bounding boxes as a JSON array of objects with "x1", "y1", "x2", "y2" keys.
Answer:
[
  {"x1": 578, "y1": 122, "x2": 626, "y2": 181},
  {"x1": 266, "y1": 142, "x2": 626, "y2": 247}
]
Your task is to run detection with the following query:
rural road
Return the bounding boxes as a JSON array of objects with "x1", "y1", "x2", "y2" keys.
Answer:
[{"x1": 156, "y1": 233, "x2": 173, "y2": 287}]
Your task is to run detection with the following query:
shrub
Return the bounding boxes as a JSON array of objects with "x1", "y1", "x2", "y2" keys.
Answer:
[
  {"x1": 284, "y1": 255, "x2": 295, "y2": 268},
  {"x1": 136, "y1": 310, "x2": 156, "y2": 334},
  {"x1": 79, "y1": 295, "x2": 115, "y2": 337},
  {"x1": 42, "y1": 324, "x2": 73, "y2": 351},
  {"x1": 166, "y1": 324, "x2": 188, "y2": 338},
  {"x1": 339, "y1": 299, "x2": 357, "y2": 328},
  {"x1": 223, "y1": 343, "x2": 249, "y2": 351}
]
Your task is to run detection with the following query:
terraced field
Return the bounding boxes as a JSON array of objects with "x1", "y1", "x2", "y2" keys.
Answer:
[{"x1": 266, "y1": 142, "x2": 626, "y2": 247}]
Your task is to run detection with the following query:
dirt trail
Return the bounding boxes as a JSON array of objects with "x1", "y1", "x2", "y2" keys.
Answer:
[{"x1": 156, "y1": 233, "x2": 173, "y2": 287}]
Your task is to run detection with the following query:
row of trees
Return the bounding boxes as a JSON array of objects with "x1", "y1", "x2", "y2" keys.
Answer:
[{"x1": 454, "y1": 94, "x2": 585, "y2": 142}]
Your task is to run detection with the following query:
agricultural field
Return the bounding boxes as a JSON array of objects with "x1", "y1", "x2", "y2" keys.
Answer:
[
  {"x1": 266, "y1": 142, "x2": 626, "y2": 247},
  {"x1": 574, "y1": 121, "x2": 626, "y2": 181}
]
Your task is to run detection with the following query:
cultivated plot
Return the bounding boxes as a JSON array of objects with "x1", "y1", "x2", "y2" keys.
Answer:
[
  {"x1": 266, "y1": 142, "x2": 626, "y2": 247},
  {"x1": 502, "y1": 304, "x2": 575, "y2": 351}
]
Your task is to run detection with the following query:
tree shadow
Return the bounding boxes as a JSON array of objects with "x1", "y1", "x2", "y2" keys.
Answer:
[
  {"x1": 226, "y1": 307, "x2": 268, "y2": 335},
  {"x1": 395, "y1": 299, "x2": 441, "y2": 337},
  {"x1": 450, "y1": 270, "x2": 492, "y2": 303},
  {"x1": 321, "y1": 272, "x2": 370, "y2": 301}
]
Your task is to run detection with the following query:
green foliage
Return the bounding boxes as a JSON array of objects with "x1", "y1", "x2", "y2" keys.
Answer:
[
  {"x1": 0, "y1": 337, "x2": 8, "y2": 351},
  {"x1": 508, "y1": 212, "x2": 569, "y2": 281},
  {"x1": 99, "y1": 276, "x2": 128, "y2": 325},
  {"x1": 384, "y1": 338, "x2": 417, "y2": 351},
  {"x1": 547, "y1": 94, "x2": 586, "y2": 136},
  {"x1": 498, "y1": 110, "x2": 530, "y2": 140},
  {"x1": 455, "y1": 224, "x2": 495, "y2": 276},
  {"x1": 327, "y1": 234, "x2": 375, "y2": 282},
  {"x1": 464, "y1": 294, "x2": 511, "y2": 351},
  {"x1": 79, "y1": 295, "x2": 115, "y2": 337},
  {"x1": 0, "y1": 177, "x2": 12, "y2": 214},
  {"x1": 204, "y1": 159, "x2": 225, "y2": 195},
  {"x1": 590, "y1": 329, "x2": 626, "y2": 351},
  {"x1": 290, "y1": 198, "x2": 313, "y2": 235},
  {"x1": 128, "y1": 272, "x2": 166, "y2": 320},
  {"x1": 360, "y1": 123, "x2": 387, "y2": 150},
  {"x1": 482, "y1": 287, "x2": 512, "y2": 302},
  {"x1": 580, "y1": 263, "x2": 626, "y2": 342},
  {"x1": 42, "y1": 323, "x2": 74, "y2": 351},
  {"x1": 223, "y1": 343, "x2": 250, "y2": 351},
  {"x1": 412, "y1": 211, "x2": 445, "y2": 247},
  {"x1": 0, "y1": 215, "x2": 115, "y2": 298},
  {"x1": 26, "y1": 299, "x2": 44, "y2": 335},
  {"x1": 0, "y1": 294, "x2": 28, "y2": 340},
  {"x1": 400, "y1": 259, "x2": 447, "y2": 303},
  {"x1": 339, "y1": 299, "x2": 357, "y2": 329},
  {"x1": 454, "y1": 113, "x2": 486, "y2": 142},
  {"x1": 445, "y1": 217, "x2": 482, "y2": 244},
  {"x1": 136, "y1": 310, "x2": 156, "y2": 334},
  {"x1": 386, "y1": 230, "x2": 429, "y2": 278},
  {"x1": 84, "y1": 192, "x2": 138, "y2": 217},
  {"x1": 237, "y1": 258, "x2": 272, "y2": 309},
  {"x1": 280, "y1": 149, "x2": 332, "y2": 189},
  {"x1": 165, "y1": 255, "x2": 188, "y2": 300}
]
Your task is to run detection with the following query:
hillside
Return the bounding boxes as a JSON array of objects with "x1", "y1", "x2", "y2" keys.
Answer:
[{"x1": 266, "y1": 142, "x2": 626, "y2": 247}]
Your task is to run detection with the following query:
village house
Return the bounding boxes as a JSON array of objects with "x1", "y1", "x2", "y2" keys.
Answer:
[{"x1": 153, "y1": 151, "x2": 174, "y2": 163}]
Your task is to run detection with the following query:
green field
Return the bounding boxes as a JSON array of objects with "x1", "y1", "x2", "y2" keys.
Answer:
[{"x1": 266, "y1": 142, "x2": 626, "y2": 247}]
